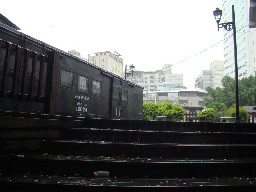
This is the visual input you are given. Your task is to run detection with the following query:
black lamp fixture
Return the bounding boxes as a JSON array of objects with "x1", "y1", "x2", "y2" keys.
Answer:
[
  {"x1": 213, "y1": 5, "x2": 239, "y2": 123},
  {"x1": 213, "y1": 7, "x2": 233, "y2": 31},
  {"x1": 125, "y1": 64, "x2": 135, "y2": 80}
]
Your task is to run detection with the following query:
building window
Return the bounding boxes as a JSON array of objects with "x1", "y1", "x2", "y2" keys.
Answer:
[
  {"x1": 158, "y1": 93, "x2": 168, "y2": 96},
  {"x1": 179, "y1": 100, "x2": 188, "y2": 105},
  {"x1": 0, "y1": 47, "x2": 6, "y2": 67},
  {"x1": 78, "y1": 75, "x2": 88, "y2": 92},
  {"x1": 101, "y1": 59, "x2": 104, "y2": 62},
  {"x1": 92, "y1": 80, "x2": 101, "y2": 95},
  {"x1": 61, "y1": 69, "x2": 73, "y2": 88},
  {"x1": 199, "y1": 101, "x2": 204, "y2": 106}
]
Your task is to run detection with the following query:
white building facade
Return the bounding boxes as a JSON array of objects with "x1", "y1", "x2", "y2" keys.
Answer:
[
  {"x1": 127, "y1": 64, "x2": 185, "y2": 102},
  {"x1": 88, "y1": 51, "x2": 124, "y2": 77},
  {"x1": 222, "y1": 0, "x2": 256, "y2": 78},
  {"x1": 195, "y1": 60, "x2": 224, "y2": 90}
]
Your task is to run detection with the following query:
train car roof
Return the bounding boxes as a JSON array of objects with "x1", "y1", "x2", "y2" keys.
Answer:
[
  {"x1": 0, "y1": 23, "x2": 143, "y2": 89},
  {"x1": 0, "y1": 13, "x2": 20, "y2": 30}
]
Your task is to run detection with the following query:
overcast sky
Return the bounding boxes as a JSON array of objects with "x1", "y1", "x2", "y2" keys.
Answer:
[{"x1": 1, "y1": 0, "x2": 224, "y2": 88}]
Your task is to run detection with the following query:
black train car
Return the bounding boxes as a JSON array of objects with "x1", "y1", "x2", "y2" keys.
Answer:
[{"x1": 0, "y1": 23, "x2": 143, "y2": 119}]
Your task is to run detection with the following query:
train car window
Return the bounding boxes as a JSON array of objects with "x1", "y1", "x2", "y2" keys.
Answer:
[
  {"x1": 133, "y1": 92, "x2": 138, "y2": 104},
  {"x1": 24, "y1": 57, "x2": 33, "y2": 95},
  {"x1": 60, "y1": 69, "x2": 73, "y2": 88},
  {"x1": 92, "y1": 80, "x2": 101, "y2": 95},
  {"x1": 9, "y1": 53, "x2": 16, "y2": 71},
  {"x1": 27, "y1": 57, "x2": 33, "y2": 74},
  {"x1": 78, "y1": 75, "x2": 88, "y2": 92},
  {"x1": 32, "y1": 59, "x2": 40, "y2": 96},
  {"x1": 122, "y1": 89, "x2": 128, "y2": 101},
  {"x1": 0, "y1": 47, "x2": 6, "y2": 92},
  {"x1": 113, "y1": 86, "x2": 120, "y2": 99},
  {"x1": 7, "y1": 52, "x2": 16, "y2": 92},
  {"x1": 40, "y1": 61, "x2": 48, "y2": 97},
  {"x1": 0, "y1": 47, "x2": 6, "y2": 67}
]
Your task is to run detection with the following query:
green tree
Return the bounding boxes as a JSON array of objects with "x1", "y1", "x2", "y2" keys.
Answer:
[
  {"x1": 143, "y1": 102, "x2": 184, "y2": 121},
  {"x1": 205, "y1": 75, "x2": 256, "y2": 109},
  {"x1": 227, "y1": 105, "x2": 249, "y2": 123},
  {"x1": 207, "y1": 101, "x2": 227, "y2": 112},
  {"x1": 142, "y1": 102, "x2": 160, "y2": 120},
  {"x1": 197, "y1": 108, "x2": 216, "y2": 122},
  {"x1": 206, "y1": 101, "x2": 228, "y2": 122}
]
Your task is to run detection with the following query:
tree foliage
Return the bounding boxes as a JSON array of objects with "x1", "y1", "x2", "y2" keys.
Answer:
[
  {"x1": 143, "y1": 102, "x2": 184, "y2": 121},
  {"x1": 227, "y1": 105, "x2": 249, "y2": 123},
  {"x1": 203, "y1": 76, "x2": 255, "y2": 122},
  {"x1": 197, "y1": 108, "x2": 215, "y2": 122},
  {"x1": 206, "y1": 76, "x2": 256, "y2": 108}
]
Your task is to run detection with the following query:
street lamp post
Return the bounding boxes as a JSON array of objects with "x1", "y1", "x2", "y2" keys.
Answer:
[{"x1": 213, "y1": 5, "x2": 240, "y2": 123}]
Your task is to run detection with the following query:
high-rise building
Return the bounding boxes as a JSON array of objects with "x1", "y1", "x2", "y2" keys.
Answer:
[
  {"x1": 222, "y1": 0, "x2": 256, "y2": 78},
  {"x1": 127, "y1": 64, "x2": 185, "y2": 102},
  {"x1": 195, "y1": 60, "x2": 224, "y2": 90},
  {"x1": 88, "y1": 51, "x2": 123, "y2": 77},
  {"x1": 68, "y1": 50, "x2": 81, "y2": 57},
  {"x1": 210, "y1": 60, "x2": 225, "y2": 88}
]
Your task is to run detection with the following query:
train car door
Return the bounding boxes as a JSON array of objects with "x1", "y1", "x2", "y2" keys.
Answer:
[
  {"x1": 112, "y1": 86, "x2": 128, "y2": 119},
  {"x1": 112, "y1": 86, "x2": 121, "y2": 119}
]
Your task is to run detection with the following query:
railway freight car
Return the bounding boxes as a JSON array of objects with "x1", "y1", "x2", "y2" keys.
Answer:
[{"x1": 0, "y1": 23, "x2": 143, "y2": 119}]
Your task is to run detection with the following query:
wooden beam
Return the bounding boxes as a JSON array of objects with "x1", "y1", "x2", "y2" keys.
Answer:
[
  {"x1": 44, "y1": 51, "x2": 60, "y2": 115},
  {"x1": 30, "y1": 52, "x2": 37, "y2": 99},
  {"x1": 37, "y1": 55, "x2": 46, "y2": 101},
  {"x1": 2, "y1": 42, "x2": 11, "y2": 96},
  {"x1": 21, "y1": 49, "x2": 30, "y2": 98},
  {"x1": 12, "y1": 46, "x2": 22, "y2": 97}
]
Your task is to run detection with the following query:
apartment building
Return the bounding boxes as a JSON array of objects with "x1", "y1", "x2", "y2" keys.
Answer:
[
  {"x1": 88, "y1": 51, "x2": 123, "y2": 77},
  {"x1": 178, "y1": 90, "x2": 209, "y2": 112},
  {"x1": 127, "y1": 64, "x2": 184, "y2": 102},
  {"x1": 195, "y1": 60, "x2": 224, "y2": 90}
]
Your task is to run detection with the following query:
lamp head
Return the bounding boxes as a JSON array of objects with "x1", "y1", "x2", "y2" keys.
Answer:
[
  {"x1": 129, "y1": 64, "x2": 135, "y2": 71},
  {"x1": 213, "y1": 8, "x2": 222, "y2": 23}
]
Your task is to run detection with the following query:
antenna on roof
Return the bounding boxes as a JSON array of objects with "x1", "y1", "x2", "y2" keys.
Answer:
[{"x1": 114, "y1": 51, "x2": 121, "y2": 57}]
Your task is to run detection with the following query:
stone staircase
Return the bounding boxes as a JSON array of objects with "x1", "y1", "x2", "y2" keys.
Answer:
[{"x1": 1, "y1": 116, "x2": 256, "y2": 191}]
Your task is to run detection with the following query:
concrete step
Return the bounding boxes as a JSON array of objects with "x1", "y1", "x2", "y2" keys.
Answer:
[
  {"x1": 40, "y1": 140, "x2": 256, "y2": 158},
  {"x1": 1, "y1": 174, "x2": 256, "y2": 192},
  {"x1": 60, "y1": 128, "x2": 256, "y2": 144},
  {"x1": 1, "y1": 153, "x2": 256, "y2": 178},
  {"x1": 0, "y1": 140, "x2": 41, "y2": 154}
]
